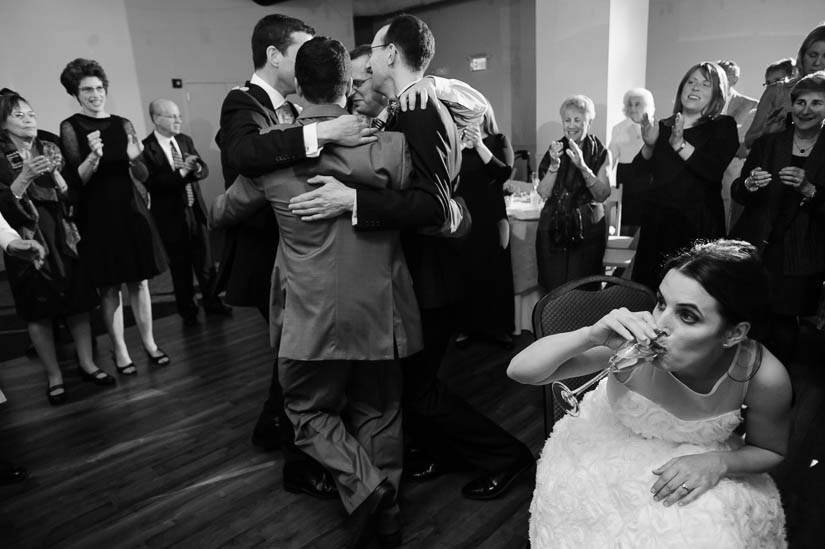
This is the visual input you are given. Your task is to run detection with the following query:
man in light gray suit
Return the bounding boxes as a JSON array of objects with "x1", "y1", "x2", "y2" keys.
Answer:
[{"x1": 210, "y1": 36, "x2": 419, "y2": 548}]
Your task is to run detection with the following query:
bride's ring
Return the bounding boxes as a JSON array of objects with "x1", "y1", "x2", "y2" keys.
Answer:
[{"x1": 679, "y1": 483, "x2": 690, "y2": 491}]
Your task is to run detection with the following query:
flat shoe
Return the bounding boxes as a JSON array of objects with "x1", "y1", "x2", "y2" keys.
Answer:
[
  {"x1": 145, "y1": 348, "x2": 170, "y2": 366},
  {"x1": 78, "y1": 368, "x2": 116, "y2": 386},
  {"x1": 46, "y1": 383, "x2": 67, "y2": 406}
]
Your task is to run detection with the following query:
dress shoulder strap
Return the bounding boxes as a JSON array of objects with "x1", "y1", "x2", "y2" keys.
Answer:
[{"x1": 728, "y1": 338, "x2": 762, "y2": 383}]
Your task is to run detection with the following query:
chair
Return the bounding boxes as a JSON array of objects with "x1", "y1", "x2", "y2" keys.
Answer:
[
  {"x1": 602, "y1": 186, "x2": 638, "y2": 278},
  {"x1": 531, "y1": 275, "x2": 656, "y2": 438}
]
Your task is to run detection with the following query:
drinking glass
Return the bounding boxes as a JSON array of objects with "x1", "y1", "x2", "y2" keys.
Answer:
[{"x1": 552, "y1": 330, "x2": 665, "y2": 416}]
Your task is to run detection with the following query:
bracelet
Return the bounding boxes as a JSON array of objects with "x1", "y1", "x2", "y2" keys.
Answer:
[
  {"x1": 674, "y1": 140, "x2": 686, "y2": 153},
  {"x1": 548, "y1": 165, "x2": 560, "y2": 173}
]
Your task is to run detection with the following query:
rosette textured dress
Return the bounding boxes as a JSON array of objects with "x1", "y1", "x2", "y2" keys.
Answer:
[{"x1": 530, "y1": 338, "x2": 786, "y2": 548}]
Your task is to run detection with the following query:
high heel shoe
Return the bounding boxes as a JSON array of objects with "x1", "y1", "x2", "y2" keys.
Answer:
[
  {"x1": 78, "y1": 368, "x2": 116, "y2": 386},
  {"x1": 46, "y1": 383, "x2": 67, "y2": 406},
  {"x1": 145, "y1": 347, "x2": 170, "y2": 366},
  {"x1": 113, "y1": 354, "x2": 137, "y2": 376}
]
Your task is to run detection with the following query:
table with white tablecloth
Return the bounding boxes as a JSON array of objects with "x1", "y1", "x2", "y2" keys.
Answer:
[{"x1": 506, "y1": 194, "x2": 543, "y2": 335}]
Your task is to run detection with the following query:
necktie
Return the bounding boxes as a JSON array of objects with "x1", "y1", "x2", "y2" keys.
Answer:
[
  {"x1": 171, "y1": 140, "x2": 195, "y2": 208},
  {"x1": 371, "y1": 117, "x2": 386, "y2": 130},
  {"x1": 276, "y1": 102, "x2": 295, "y2": 124}
]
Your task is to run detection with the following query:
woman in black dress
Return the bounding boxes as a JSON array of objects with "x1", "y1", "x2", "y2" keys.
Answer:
[
  {"x1": 0, "y1": 92, "x2": 113, "y2": 405},
  {"x1": 454, "y1": 104, "x2": 515, "y2": 347},
  {"x1": 535, "y1": 95, "x2": 612, "y2": 293},
  {"x1": 730, "y1": 71, "x2": 825, "y2": 363},
  {"x1": 59, "y1": 59, "x2": 169, "y2": 375},
  {"x1": 631, "y1": 62, "x2": 739, "y2": 289}
]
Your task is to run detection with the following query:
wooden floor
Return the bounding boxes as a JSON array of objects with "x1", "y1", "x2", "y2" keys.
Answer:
[{"x1": 0, "y1": 307, "x2": 822, "y2": 548}]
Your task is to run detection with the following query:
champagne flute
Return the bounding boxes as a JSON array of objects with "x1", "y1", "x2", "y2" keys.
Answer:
[{"x1": 552, "y1": 330, "x2": 665, "y2": 417}]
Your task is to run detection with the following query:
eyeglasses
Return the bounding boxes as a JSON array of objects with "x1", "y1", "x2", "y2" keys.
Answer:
[
  {"x1": 10, "y1": 111, "x2": 37, "y2": 120},
  {"x1": 158, "y1": 114, "x2": 184, "y2": 121},
  {"x1": 370, "y1": 43, "x2": 389, "y2": 52},
  {"x1": 763, "y1": 77, "x2": 790, "y2": 87}
]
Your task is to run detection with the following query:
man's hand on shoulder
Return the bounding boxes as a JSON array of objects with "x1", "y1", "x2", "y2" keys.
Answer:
[
  {"x1": 398, "y1": 77, "x2": 435, "y2": 112},
  {"x1": 288, "y1": 175, "x2": 356, "y2": 221},
  {"x1": 317, "y1": 115, "x2": 377, "y2": 147}
]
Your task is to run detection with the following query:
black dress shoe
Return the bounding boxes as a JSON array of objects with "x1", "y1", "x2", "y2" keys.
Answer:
[
  {"x1": 461, "y1": 458, "x2": 534, "y2": 500},
  {"x1": 403, "y1": 456, "x2": 468, "y2": 483},
  {"x1": 283, "y1": 462, "x2": 338, "y2": 500},
  {"x1": 377, "y1": 504, "x2": 402, "y2": 547},
  {"x1": 203, "y1": 298, "x2": 232, "y2": 316},
  {"x1": 251, "y1": 414, "x2": 282, "y2": 451},
  {"x1": 347, "y1": 479, "x2": 395, "y2": 549},
  {"x1": 0, "y1": 461, "x2": 28, "y2": 485}
]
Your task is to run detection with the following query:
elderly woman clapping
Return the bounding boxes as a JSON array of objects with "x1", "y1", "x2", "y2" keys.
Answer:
[
  {"x1": 535, "y1": 95, "x2": 612, "y2": 292},
  {"x1": 0, "y1": 92, "x2": 112, "y2": 405}
]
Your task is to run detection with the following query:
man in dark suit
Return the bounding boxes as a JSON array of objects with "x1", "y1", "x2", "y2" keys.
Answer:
[
  {"x1": 215, "y1": 13, "x2": 376, "y2": 500},
  {"x1": 142, "y1": 99, "x2": 229, "y2": 326},
  {"x1": 290, "y1": 14, "x2": 534, "y2": 501},
  {"x1": 212, "y1": 37, "x2": 421, "y2": 546}
]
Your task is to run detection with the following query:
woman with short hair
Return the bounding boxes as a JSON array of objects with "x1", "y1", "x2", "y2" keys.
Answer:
[
  {"x1": 59, "y1": 58, "x2": 169, "y2": 375},
  {"x1": 730, "y1": 71, "x2": 825, "y2": 363},
  {"x1": 0, "y1": 92, "x2": 112, "y2": 405},
  {"x1": 535, "y1": 95, "x2": 612, "y2": 293}
]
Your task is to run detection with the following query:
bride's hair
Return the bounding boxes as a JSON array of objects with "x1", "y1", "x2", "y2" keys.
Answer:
[{"x1": 662, "y1": 239, "x2": 769, "y2": 325}]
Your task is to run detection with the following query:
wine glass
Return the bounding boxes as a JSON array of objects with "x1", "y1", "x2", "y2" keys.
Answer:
[{"x1": 551, "y1": 330, "x2": 665, "y2": 417}]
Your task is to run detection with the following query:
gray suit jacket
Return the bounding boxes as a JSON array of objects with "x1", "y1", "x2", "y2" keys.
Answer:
[{"x1": 211, "y1": 104, "x2": 421, "y2": 361}]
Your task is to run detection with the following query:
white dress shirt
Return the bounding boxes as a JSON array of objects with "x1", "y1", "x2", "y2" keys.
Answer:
[
  {"x1": 0, "y1": 210, "x2": 22, "y2": 251},
  {"x1": 249, "y1": 73, "x2": 319, "y2": 157}
]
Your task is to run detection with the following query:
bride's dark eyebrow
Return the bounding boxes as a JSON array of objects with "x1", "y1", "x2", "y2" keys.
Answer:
[{"x1": 656, "y1": 291, "x2": 704, "y2": 318}]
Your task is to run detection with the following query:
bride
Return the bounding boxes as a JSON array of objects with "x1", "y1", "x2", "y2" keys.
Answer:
[{"x1": 508, "y1": 239, "x2": 789, "y2": 548}]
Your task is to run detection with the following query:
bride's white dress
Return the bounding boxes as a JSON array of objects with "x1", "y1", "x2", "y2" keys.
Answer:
[{"x1": 530, "y1": 339, "x2": 786, "y2": 548}]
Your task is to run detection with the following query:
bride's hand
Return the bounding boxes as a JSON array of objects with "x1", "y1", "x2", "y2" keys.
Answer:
[
  {"x1": 651, "y1": 452, "x2": 726, "y2": 507},
  {"x1": 586, "y1": 308, "x2": 659, "y2": 350}
]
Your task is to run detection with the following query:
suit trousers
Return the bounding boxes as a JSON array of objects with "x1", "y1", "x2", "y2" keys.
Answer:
[
  {"x1": 279, "y1": 358, "x2": 403, "y2": 514},
  {"x1": 402, "y1": 305, "x2": 531, "y2": 472},
  {"x1": 160, "y1": 207, "x2": 215, "y2": 317}
]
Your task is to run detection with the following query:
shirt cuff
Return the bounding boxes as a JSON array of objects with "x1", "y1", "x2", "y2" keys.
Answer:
[
  {"x1": 304, "y1": 123, "x2": 321, "y2": 158},
  {"x1": 351, "y1": 192, "x2": 358, "y2": 226}
]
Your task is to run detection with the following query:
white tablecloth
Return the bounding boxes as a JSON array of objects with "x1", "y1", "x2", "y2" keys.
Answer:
[{"x1": 506, "y1": 196, "x2": 543, "y2": 335}]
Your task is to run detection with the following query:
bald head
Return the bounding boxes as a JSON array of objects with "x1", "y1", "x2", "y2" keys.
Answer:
[{"x1": 150, "y1": 98, "x2": 182, "y2": 137}]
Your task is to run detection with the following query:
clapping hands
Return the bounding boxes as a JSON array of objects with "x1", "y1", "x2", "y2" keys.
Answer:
[
  {"x1": 669, "y1": 113, "x2": 685, "y2": 150},
  {"x1": 20, "y1": 155, "x2": 53, "y2": 182},
  {"x1": 566, "y1": 139, "x2": 586, "y2": 169},
  {"x1": 87, "y1": 130, "x2": 104, "y2": 158},
  {"x1": 126, "y1": 132, "x2": 143, "y2": 161},
  {"x1": 640, "y1": 113, "x2": 659, "y2": 147},
  {"x1": 547, "y1": 140, "x2": 564, "y2": 170},
  {"x1": 744, "y1": 167, "x2": 771, "y2": 191}
]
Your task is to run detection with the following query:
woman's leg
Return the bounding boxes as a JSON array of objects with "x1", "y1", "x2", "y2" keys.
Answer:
[
  {"x1": 65, "y1": 312, "x2": 99, "y2": 374},
  {"x1": 126, "y1": 280, "x2": 160, "y2": 355},
  {"x1": 27, "y1": 319, "x2": 63, "y2": 392},
  {"x1": 100, "y1": 284, "x2": 133, "y2": 369}
]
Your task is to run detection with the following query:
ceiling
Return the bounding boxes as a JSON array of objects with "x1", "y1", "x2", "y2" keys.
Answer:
[{"x1": 352, "y1": 0, "x2": 452, "y2": 17}]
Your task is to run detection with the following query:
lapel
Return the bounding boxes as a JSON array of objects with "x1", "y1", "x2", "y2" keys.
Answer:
[
  {"x1": 804, "y1": 127, "x2": 825, "y2": 186},
  {"x1": 145, "y1": 133, "x2": 175, "y2": 173},
  {"x1": 246, "y1": 83, "x2": 280, "y2": 126}
]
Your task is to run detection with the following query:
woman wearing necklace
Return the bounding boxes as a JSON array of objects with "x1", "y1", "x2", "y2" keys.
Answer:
[
  {"x1": 0, "y1": 92, "x2": 113, "y2": 404},
  {"x1": 730, "y1": 71, "x2": 825, "y2": 364}
]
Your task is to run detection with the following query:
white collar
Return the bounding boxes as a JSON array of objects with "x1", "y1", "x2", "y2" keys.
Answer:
[
  {"x1": 153, "y1": 130, "x2": 177, "y2": 148},
  {"x1": 395, "y1": 77, "x2": 422, "y2": 99},
  {"x1": 250, "y1": 73, "x2": 286, "y2": 110}
]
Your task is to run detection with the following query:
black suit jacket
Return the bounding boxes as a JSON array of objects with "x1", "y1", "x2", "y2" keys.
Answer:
[
  {"x1": 355, "y1": 96, "x2": 463, "y2": 309},
  {"x1": 214, "y1": 82, "x2": 303, "y2": 308},
  {"x1": 142, "y1": 132, "x2": 209, "y2": 235}
]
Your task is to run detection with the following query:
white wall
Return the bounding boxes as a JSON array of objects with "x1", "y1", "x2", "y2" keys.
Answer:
[
  {"x1": 606, "y1": 0, "x2": 649, "y2": 134},
  {"x1": 536, "y1": 0, "x2": 611, "y2": 157},
  {"x1": 646, "y1": 0, "x2": 824, "y2": 117},
  {"x1": 0, "y1": 0, "x2": 145, "y2": 136}
]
